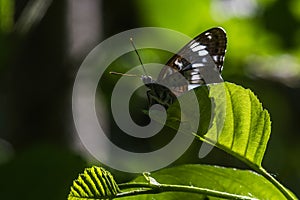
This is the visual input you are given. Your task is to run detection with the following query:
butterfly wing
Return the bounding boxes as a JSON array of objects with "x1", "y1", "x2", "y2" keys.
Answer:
[{"x1": 157, "y1": 27, "x2": 227, "y2": 95}]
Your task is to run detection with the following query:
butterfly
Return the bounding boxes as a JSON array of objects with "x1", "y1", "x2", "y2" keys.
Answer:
[{"x1": 141, "y1": 27, "x2": 227, "y2": 109}]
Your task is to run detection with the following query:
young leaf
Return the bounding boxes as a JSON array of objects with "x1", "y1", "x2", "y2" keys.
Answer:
[{"x1": 68, "y1": 166, "x2": 120, "y2": 200}]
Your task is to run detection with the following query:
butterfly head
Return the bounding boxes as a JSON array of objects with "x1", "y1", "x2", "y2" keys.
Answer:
[{"x1": 141, "y1": 75, "x2": 155, "y2": 86}]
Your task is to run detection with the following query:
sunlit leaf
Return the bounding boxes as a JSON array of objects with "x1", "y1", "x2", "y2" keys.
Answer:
[
  {"x1": 203, "y1": 82, "x2": 271, "y2": 166},
  {"x1": 164, "y1": 82, "x2": 271, "y2": 167},
  {"x1": 68, "y1": 166, "x2": 120, "y2": 200},
  {"x1": 119, "y1": 164, "x2": 287, "y2": 199}
]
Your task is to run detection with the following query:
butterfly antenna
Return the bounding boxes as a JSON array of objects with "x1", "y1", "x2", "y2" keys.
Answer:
[
  {"x1": 130, "y1": 38, "x2": 149, "y2": 77},
  {"x1": 109, "y1": 71, "x2": 139, "y2": 77}
]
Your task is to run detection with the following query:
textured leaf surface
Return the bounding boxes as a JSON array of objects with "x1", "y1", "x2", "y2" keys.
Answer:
[
  {"x1": 202, "y1": 82, "x2": 271, "y2": 166},
  {"x1": 119, "y1": 164, "x2": 286, "y2": 199},
  {"x1": 68, "y1": 166, "x2": 120, "y2": 200},
  {"x1": 164, "y1": 82, "x2": 271, "y2": 167}
]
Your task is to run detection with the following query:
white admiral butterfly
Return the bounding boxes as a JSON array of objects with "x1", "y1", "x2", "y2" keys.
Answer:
[{"x1": 142, "y1": 27, "x2": 227, "y2": 109}]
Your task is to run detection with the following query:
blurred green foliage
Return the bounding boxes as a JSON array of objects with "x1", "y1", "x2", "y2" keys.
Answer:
[
  {"x1": 0, "y1": 143, "x2": 86, "y2": 200},
  {"x1": 0, "y1": 0, "x2": 13, "y2": 33},
  {"x1": 0, "y1": 0, "x2": 300, "y2": 199}
]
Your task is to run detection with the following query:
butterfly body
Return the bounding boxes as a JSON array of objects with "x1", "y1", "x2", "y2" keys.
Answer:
[
  {"x1": 142, "y1": 27, "x2": 227, "y2": 109},
  {"x1": 145, "y1": 82, "x2": 177, "y2": 109}
]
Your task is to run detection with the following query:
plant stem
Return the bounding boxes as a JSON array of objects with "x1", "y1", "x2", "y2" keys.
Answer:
[
  {"x1": 238, "y1": 158, "x2": 296, "y2": 199},
  {"x1": 255, "y1": 167, "x2": 297, "y2": 200},
  {"x1": 235, "y1": 155, "x2": 297, "y2": 200},
  {"x1": 117, "y1": 182, "x2": 257, "y2": 200},
  {"x1": 238, "y1": 155, "x2": 296, "y2": 199},
  {"x1": 206, "y1": 140, "x2": 297, "y2": 200}
]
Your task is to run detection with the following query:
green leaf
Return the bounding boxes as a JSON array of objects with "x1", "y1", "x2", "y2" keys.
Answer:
[
  {"x1": 200, "y1": 82, "x2": 271, "y2": 167},
  {"x1": 164, "y1": 82, "x2": 271, "y2": 167},
  {"x1": 119, "y1": 164, "x2": 287, "y2": 199},
  {"x1": 68, "y1": 166, "x2": 120, "y2": 200}
]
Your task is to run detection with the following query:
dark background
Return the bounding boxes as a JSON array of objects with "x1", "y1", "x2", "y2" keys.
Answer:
[{"x1": 0, "y1": 0, "x2": 299, "y2": 199}]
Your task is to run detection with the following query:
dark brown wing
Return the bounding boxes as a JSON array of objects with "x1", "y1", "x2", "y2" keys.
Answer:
[{"x1": 157, "y1": 27, "x2": 227, "y2": 94}]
